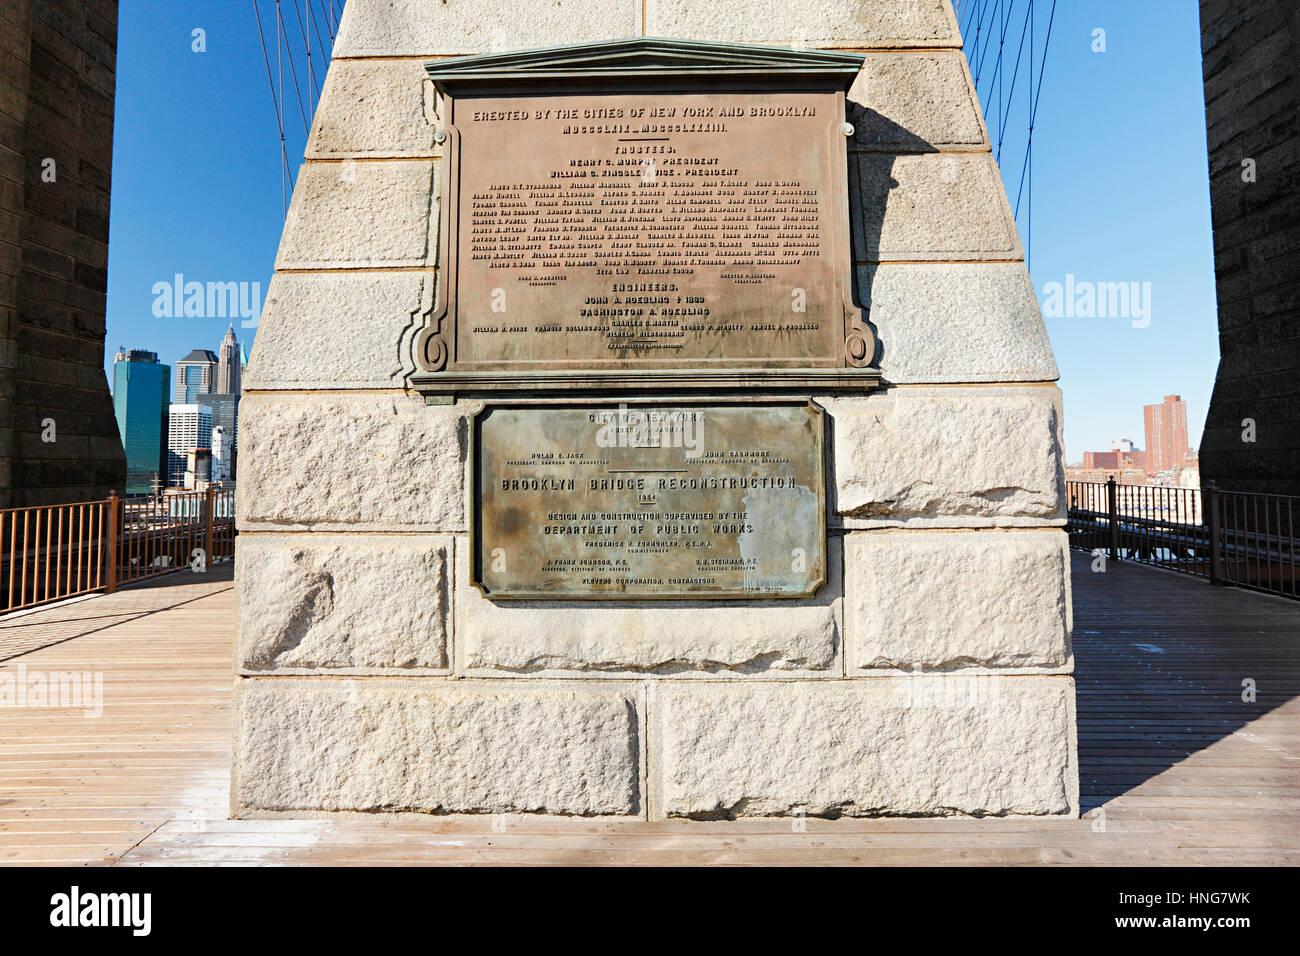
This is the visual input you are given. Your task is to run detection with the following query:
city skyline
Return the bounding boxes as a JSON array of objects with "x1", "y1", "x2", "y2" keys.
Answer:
[
  {"x1": 111, "y1": 324, "x2": 244, "y2": 490},
  {"x1": 1073, "y1": 394, "x2": 1194, "y2": 463},
  {"x1": 98, "y1": 2, "x2": 1220, "y2": 463},
  {"x1": 111, "y1": 335, "x2": 246, "y2": 382},
  {"x1": 1073, "y1": 393, "x2": 1194, "y2": 482}
]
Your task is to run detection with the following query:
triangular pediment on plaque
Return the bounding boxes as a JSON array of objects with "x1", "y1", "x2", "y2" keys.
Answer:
[{"x1": 426, "y1": 37, "x2": 863, "y2": 93}]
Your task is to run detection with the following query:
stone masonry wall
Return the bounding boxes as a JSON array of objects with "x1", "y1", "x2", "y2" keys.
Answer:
[
  {"x1": 235, "y1": 0, "x2": 1077, "y2": 819},
  {"x1": 1197, "y1": 0, "x2": 1299, "y2": 495},
  {"x1": 0, "y1": 0, "x2": 124, "y2": 509}
]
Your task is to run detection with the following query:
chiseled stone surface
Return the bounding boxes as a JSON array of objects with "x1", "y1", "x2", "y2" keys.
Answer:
[
  {"x1": 846, "y1": 530, "x2": 1072, "y2": 671},
  {"x1": 823, "y1": 387, "x2": 1065, "y2": 526},
  {"x1": 848, "y1": 51, "x2": 986, "y2": 151},
  {"x1": 307, "y1": 58, "x2": 436, "y2": 158},
  {"x1": 456, "y1": 537, "x2": 842, "y2": 676},
  {"x1": 853, "y1": 153, "x2": 1022, "y2": 261},
  {"x1": 236, "y1": 0, "x2": 1077, "y2": 823},
  {"x1": 233, "y1": 679, "x2": 641, "y2": 815},
  {"x1": 244, "y1": 272, "x2": 427, "y2": 389},
  {"x1": 275, "y1": 160, "x2": 436, "y2": 270},
  {"x1": 861, "y1": 263, "x2": 1058, "y2": 383},
  {"x1": 237, "y1": 535, "x2": 451, "y2": 672},
  {"x1": 652, "y1": 677, "x2": 1077, "y2": 817},
  {"x1": 333, "y1": 0, "x2": 641, "y2": 57},
  {"x1": 645, "y1": 0, "x2": 960, "y2": 48},
  {"x1": 237, "y1": 393, "x2": 465, "y2": 532}
]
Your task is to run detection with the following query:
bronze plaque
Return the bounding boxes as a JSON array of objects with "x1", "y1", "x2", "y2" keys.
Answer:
[
  {"x1": 410, "y1": 39, "x2": 879, "y2": 393},
  {"x1": 456, "y1": 90, "x2": 843, "y2": 367},
  {"x1": 472, "y1": 400, "x2": 826, "y2": 599}
]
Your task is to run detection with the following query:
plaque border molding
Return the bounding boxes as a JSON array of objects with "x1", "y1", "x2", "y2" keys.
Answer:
[{"x1": 409, "y1": 38, "x2": 881, "y2": 396}]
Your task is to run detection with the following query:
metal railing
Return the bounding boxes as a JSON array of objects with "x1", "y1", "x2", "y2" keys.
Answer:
[
  {"x1": 1067, "y1": 479, "x2": 1298, "y2": 599},
  {"x1": 0, "y1": 489, "x2": 236, "y2": 614}
]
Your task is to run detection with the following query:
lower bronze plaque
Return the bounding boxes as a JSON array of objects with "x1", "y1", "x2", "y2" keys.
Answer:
[{"x1": 472, "y1": 400, "x2": 826, "y2": 599}]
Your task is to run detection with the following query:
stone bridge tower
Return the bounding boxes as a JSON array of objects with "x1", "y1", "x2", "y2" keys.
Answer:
[
  {"x1": 234, "y1": 0, "x2": 1076, "y2": 820},
  {"x1": 0, "y1": 0, "x2": 124, "y2": 508}
]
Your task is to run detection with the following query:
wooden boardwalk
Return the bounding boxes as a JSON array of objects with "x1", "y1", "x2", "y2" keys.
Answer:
[{"x1": 0, "y1": 555, "x2": 1296, "y2": 866}]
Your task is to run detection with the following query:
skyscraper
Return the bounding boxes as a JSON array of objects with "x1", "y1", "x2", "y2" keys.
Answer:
[
  {"x1": 167, "y1": 404, "x2": 213, "y2": 487},
  {"x1": 205, "y1": 393, "x2": 240, "y2": 478},
  {"x1": 112, "y1": 349, "x2": 170, "y2": 495},
  {"x1": 212, "y1": 425, "x2": 233, "y2": 483},
  {"x1": 1144, "y1": 395, "x2": 1191, "y2": 474},
  {"x1": 217, "y1": 325, "x2": 241, "y2": 395},
  {"x1": 173, "y1": 349, "x2": 218, "y2": 403}
]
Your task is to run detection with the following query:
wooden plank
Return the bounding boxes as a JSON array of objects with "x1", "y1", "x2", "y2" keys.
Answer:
[{"x1": 1, "y1": 551, "x2": 1297, "y2": 866}]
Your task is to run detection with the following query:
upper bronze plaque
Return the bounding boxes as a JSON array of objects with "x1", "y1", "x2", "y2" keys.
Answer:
[{"x1": 410, "y1": 38, "x2": 879, "y2": 394}]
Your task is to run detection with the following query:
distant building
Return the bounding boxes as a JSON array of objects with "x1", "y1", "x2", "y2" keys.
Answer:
[
  {"x1": 217, "y1": 325, "x2": 242, "y2": 395},
  {"x1": 205, "y1": 393, "x2": 240, "y2": 477},
  {"x1": 1082, "y1": 450, "x2": 1117, "y2": 470},
  {"x1": 174, "y1": 349, "x2": 218, "y2": 404},
  {"x1": 1082, "y1": 438, "x2": 1147, "y2": 475},
  {"x1": 1144, "y1": 395, "x2": 1190, "y2": 474},
  {"x1": 184, "y1": 448, "x2": 213, "y2": 490},
  {"x1": 1067, "y1": 466, "x2": 1151, "y2": 486},
  {"x1": 167, "y1": 404, "x2": 212, "y2": 487},
  {"x1": 211, "y1": 426, "x2": 233, "y2": 483},
  {"x1": 112, "y1": 349, "x2": 170, "y2": 495}
]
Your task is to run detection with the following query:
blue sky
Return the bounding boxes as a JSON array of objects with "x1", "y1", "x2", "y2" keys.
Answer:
[
  {"x1": 977, "y1": 0, "x2": 1219, "y2": 461},
  {"x1": 106, "y1": 1, "x2": 311, "y2": 368},
  {"x1": 105, "y1": 0, "x2": 1219, "y2": 461}
]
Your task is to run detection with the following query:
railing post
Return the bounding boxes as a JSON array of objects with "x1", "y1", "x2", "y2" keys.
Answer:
[
  {"x1": 1207, "y1": 481, "x2": 1222, "y2": 585},
  {"x1": 204, "y1": 485, "x2": 215, "y2": 568},
  {"x1": 105, "y1": 491, "x2": 119, "y2": 593},
  {"x1": 1106, "y1": 477, "x2": 1119, "y2": 562}
]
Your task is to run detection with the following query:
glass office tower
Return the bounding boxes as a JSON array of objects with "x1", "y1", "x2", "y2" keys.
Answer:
[{"x1": 112, "y1": 349, "x2": 170, "y2": 495}]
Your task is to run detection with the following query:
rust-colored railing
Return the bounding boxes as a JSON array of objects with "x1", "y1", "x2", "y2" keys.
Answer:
[
  {"x1": 0, "y1": 489, "x2": 236, "y2": 615},
  {"x1": 1067, "y1": 479, "x2": 1298, "y2": 599}
]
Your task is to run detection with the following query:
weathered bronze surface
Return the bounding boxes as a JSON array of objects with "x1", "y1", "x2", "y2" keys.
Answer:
[
  {"x1": 472, "y1": 400, "x2": 826, "y2": 599},
  {"x1": 411, "y1": 39, "x2": 879, "y2": 394},
  {"x1": 456, "y1": 89, "x2": 841, "y2": 366}
]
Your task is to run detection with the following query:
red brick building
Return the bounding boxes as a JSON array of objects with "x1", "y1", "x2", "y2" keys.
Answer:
[
  {"x1": 1082, "y1": 437, "x2": 1148, "y2": 475},
  {"x1": 1144, "y1": 395, "x2": 1191, "y2": 474}
]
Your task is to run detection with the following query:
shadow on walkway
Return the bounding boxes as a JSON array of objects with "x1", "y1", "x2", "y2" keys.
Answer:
[
  {"x1": 1070, "y1": 551, "x2": 1300, "y2": 812},
  {"x1": 0, "y1": 562, "x2": 234, "y2": 662}
]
